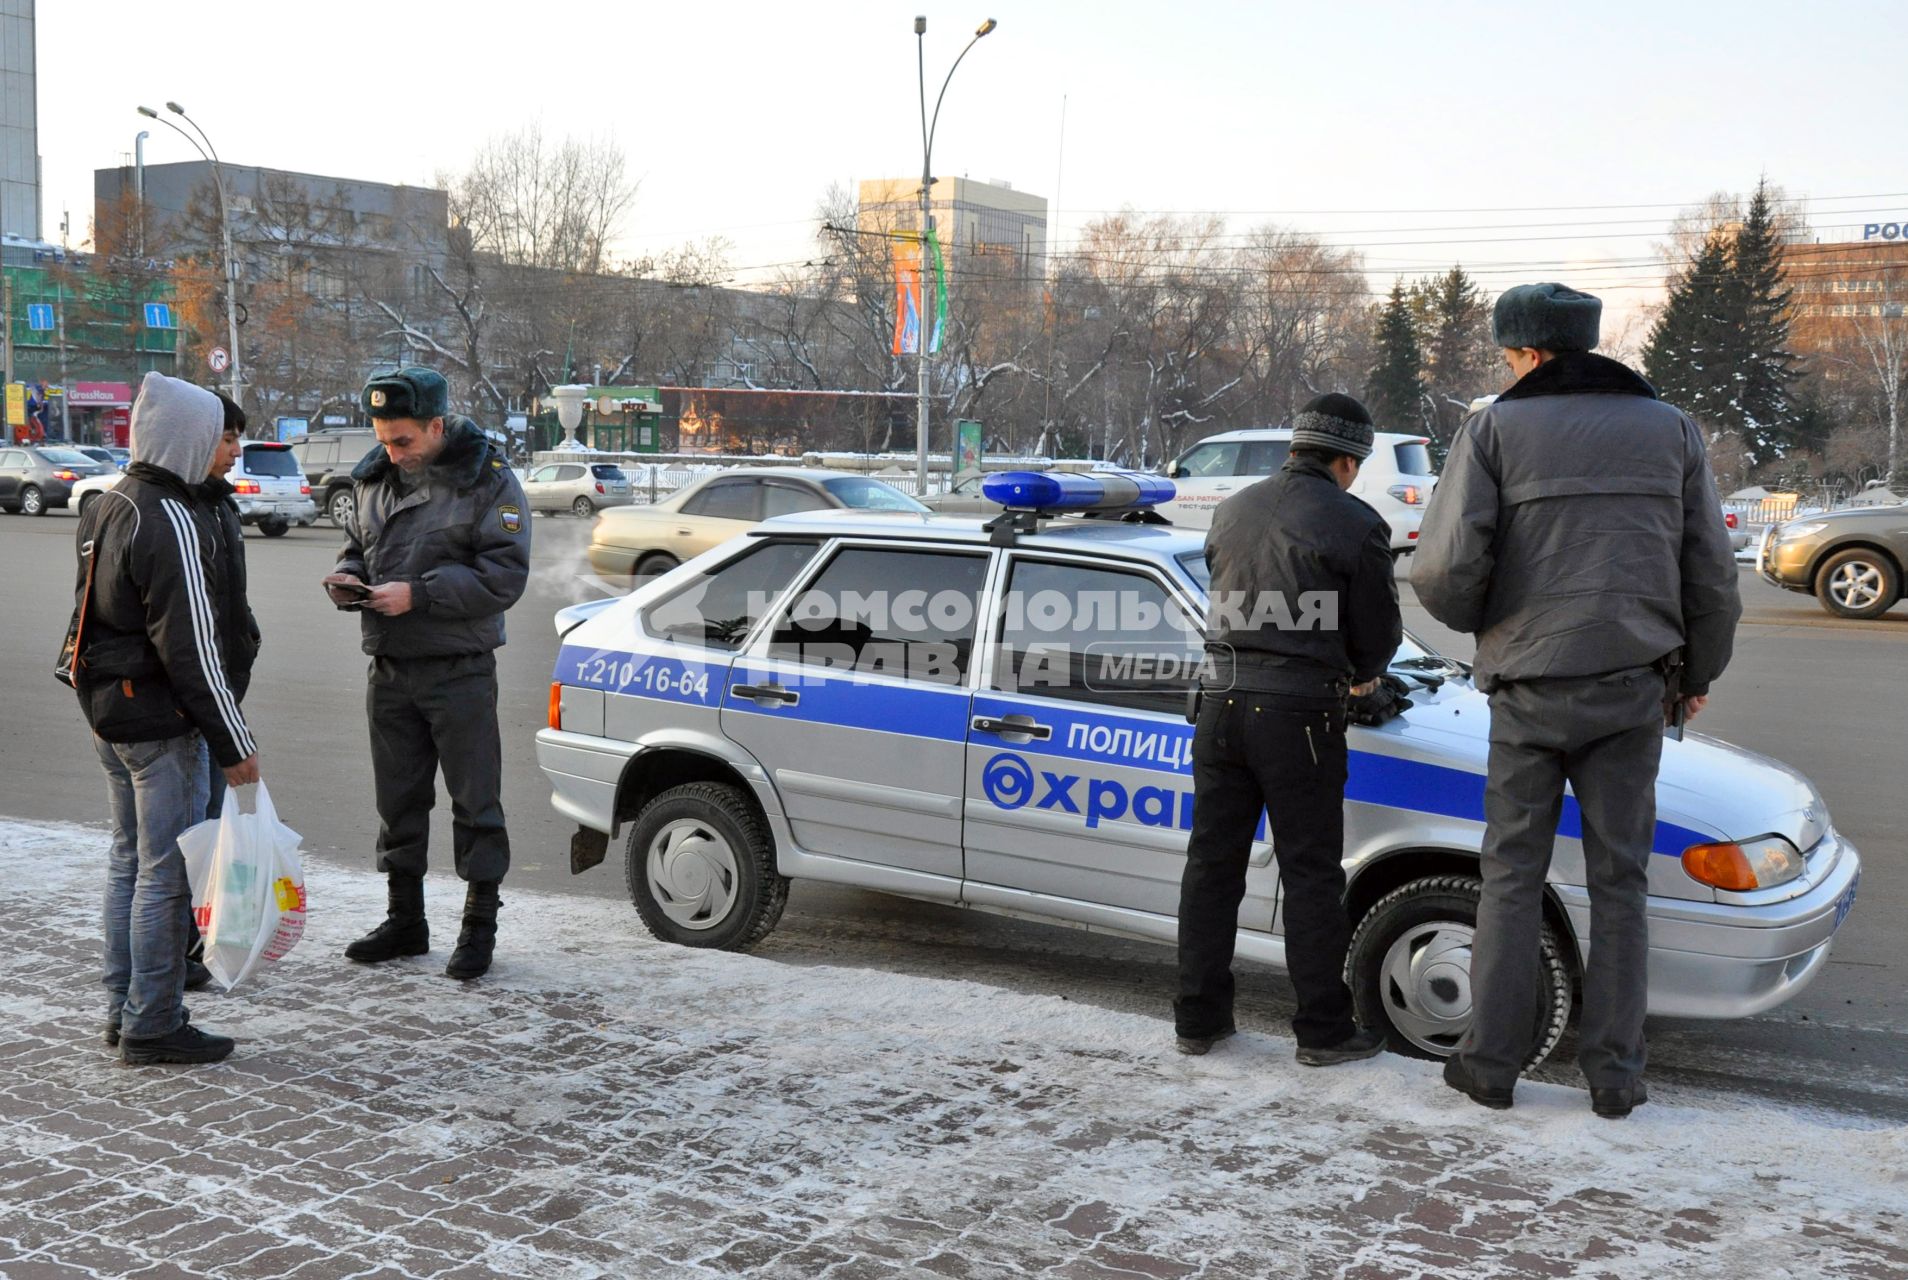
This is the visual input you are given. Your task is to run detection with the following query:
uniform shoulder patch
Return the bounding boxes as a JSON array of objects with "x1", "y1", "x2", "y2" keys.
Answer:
[
  {"x1": 500, "y1": 504, "x2": 522, "y2": 534},
  {"x1": 492, "y1": 458, "x2": 504, "y2": 469}
]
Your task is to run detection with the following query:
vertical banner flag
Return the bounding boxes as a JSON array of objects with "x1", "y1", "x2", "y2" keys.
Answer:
[
  {"x1": 891, "y1": 236, "x2": 924, "y2": 356},
  {"x1": 927, "y1": 226, "x2": 949, "y2": 354}
]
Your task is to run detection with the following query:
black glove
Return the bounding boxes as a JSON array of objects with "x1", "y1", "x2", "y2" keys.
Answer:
[{"x1": 1347, "y1": 673, "x2": 1415, "y2": 727}]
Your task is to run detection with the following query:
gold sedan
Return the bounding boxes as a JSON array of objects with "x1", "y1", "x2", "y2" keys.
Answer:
[{"x1": 587, "y1": 467, "x2": 931, "y2": 583}]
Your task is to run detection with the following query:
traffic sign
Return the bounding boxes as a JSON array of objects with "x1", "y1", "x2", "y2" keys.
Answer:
[
  {"x1": 25, "y1": 304, "x2": 53, "y2": 331},
  {"x1": 208, "y1": 347, "x2": 230, "y2": 373},
  {"x1": 143, "y1": 303, "x2": 175, "y2": 329}
]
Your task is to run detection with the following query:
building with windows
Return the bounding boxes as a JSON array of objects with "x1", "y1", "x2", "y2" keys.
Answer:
[
  {"x1": 857, "y1": 176, "x2": 1047, "y2": 285},
  {"x1": 1, "y1": 0, "x2": 38, "y2": 245},
  {"x1": 1786, "y1": 238, "x2": 1908, "y2": 324}
]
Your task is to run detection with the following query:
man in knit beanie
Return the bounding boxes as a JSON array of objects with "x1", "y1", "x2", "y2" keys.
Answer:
[
  {"x1": 63, "y1": 371, "x2": 260, "y2": 1066},
  {"x1": 1175, "y1": 392, "x2": 1401, "y2": 1065},
  {"x1": 1413, "y1": 284, "x2": 1740, "y2": 1117}
]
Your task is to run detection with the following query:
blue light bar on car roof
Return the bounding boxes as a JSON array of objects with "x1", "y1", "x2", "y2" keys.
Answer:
[{"x1": 981, "y1": 470, "x2": 1176, "y2": 513}]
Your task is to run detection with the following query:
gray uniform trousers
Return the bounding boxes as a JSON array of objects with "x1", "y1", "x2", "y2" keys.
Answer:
[
  {"x1": 367, "y1": 651, "x2": 510, "y2": 884},
  {"x1": 1459, "y1": 667, "x2": 1665, "y2": 1089}
]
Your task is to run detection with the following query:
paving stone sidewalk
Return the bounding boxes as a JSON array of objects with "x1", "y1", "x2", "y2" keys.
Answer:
[{"x1": 2, "y1": 819, "x2": 1904, "y2": 1280}]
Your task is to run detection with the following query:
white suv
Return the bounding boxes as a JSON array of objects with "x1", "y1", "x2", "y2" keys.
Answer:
[{"x1": 1160, "y1": 428, "x2": 1438, "y2": 553}]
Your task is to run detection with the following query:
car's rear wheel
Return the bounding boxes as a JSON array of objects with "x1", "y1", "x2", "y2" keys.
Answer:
[
  {"x1": 571, "y1": 496, "x2": 596, "y2": 518},
  {"x1": 20, "y1": 485, "x2": 45, "y2": 517},
  {"x1": 327, "y1": 488, "x2": 355, "y2": 527},
  {"x1": 624, "y1": 782, "x2": 787, "y2": 950},
  {"x1": 1348, "y1": 874, "x2": 1572, "y2": 1068},
  {"x1": 1815, "y1": 549, "x2": 1899, "y2": 620},
  {"x1": 635, "y1": 552, "x2": 679, "y2": 578},
  {"x1": 259, "y1": 518, "x2": 290, "y2": 537}
]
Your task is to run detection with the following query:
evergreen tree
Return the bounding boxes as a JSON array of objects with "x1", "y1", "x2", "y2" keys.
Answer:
[
  {"x1": 1730, "y1": 178, "x2": 1802, "y2": 458},
  {"x1": 1366, "y1": 281, "x2": 1425, "y2": 431},
  {"x1": 1645, "y1": 234, "x2": 1734, "y2": 430},
  {"x1": 1409, "y1": 265, "x2": 1493, "y2": 451}
]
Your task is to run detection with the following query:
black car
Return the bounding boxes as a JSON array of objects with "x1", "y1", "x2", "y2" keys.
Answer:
[{"x1": 0, "y1": 446, "x2": 116, "y2": 515}]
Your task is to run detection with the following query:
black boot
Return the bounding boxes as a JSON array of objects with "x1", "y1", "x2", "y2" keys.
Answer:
[
  {"x1": 344, "y1": 874, "x2": 429, "y2": 963},
  {"x1": 445, "y1": 881, "x2": 501, "y2": 980}
]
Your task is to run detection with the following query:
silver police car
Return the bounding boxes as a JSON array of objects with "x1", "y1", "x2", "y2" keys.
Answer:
[{"x1": 537, "y1": 480, "x2": 1861, "y2": 1064}]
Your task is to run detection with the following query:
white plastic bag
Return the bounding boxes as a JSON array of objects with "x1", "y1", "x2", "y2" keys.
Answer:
[{"x1": 178, "y1": 780, "x2": 306, "y2": 991}]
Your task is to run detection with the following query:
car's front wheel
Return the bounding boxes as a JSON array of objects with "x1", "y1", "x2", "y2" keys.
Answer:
[
  {"x1": 19, "y1": 485, "x2": 45, "y2": 517},
  {"x1": 571, "y1": 496, "x2": 596, "y2": 518},
  {"x1": 327, "y1": 488, "x2": 356, "y2": 527},
  {"x1": 1815, "y1": 548, "x2": 1900, "y2": 620},
  {"x1": 625, "y1": 782, "x2": 788, "y2": 951},
  {"x1": 1348, "y1": 874, "x2": 1572, "y2": 1067}
]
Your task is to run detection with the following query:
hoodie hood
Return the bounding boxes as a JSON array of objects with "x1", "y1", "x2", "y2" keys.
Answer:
[{"x1": 129, "y1": 372, "x2": 222, "y2": 484}]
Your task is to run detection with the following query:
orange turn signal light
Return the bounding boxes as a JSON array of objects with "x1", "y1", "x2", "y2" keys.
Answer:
[
  {"x1": 1681, "y1": 842, "x2": 1759, "y2": 891},
  {"x1": 548, "y1": 682, "x2": 563, "y2": 731}
]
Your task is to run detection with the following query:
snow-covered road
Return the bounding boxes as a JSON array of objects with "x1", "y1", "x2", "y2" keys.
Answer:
[{"x1": 2, "y1": 818, "x2": 1903, "y2": 1279}]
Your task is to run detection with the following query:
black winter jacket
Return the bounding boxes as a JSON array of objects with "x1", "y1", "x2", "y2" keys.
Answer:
[
  {"x1": 69, "y1": 463, "x2": 259, "y2": 767},
  {"x1": 200, "y1": 475, "x2": 261, "y2": 702},
  {"x1": 336, "y1": 417, "x2": 531, "y2": 658},
  {"x1": 1203, "y1": 453, "x2": 1403, "y2": 700}
]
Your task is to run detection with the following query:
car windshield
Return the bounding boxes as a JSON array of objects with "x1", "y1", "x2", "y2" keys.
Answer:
[
  {"x1": 39, "y1": 449, "x2": 94, "y2": 466},
  {"x1": 819, "y1": 476, "x2": 931, "y2": 513},
  {"x1": 1176, "y1": 549, "x2": 1443, "y2": 668},
  {"x1": 244, "y1": 447, "x2": 302, "y2": 477}
]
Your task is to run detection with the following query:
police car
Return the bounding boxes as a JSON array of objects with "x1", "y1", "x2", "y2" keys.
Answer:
[{"x1": 536, "y1": 473, "x2": 1861, "y2": 1064}]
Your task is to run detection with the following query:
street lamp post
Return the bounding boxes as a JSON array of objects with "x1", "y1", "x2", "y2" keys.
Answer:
[
  {"x1": 138, "y1": 103, "x2": 242, "y2": 405},
  {"x1": 913, "y1": 15, "x2": 996, "y2": 495}
]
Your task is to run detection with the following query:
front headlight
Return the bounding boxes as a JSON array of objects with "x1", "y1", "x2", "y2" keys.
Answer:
[
  {"x1": 1772, "y1": 520, "x2": 1827, "y2": 544},
  {"x1": 1681, "y1": 836, "x2": 1808, "y2": 891}
]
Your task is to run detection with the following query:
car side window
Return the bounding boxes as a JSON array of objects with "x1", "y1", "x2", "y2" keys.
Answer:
[
  {"x1": 684, "y1": 479, "x2": 761, "y2": 521},
  {"x1": 767, "y1": 547, "x2": 988, "y2": 686},
  {"x1": 526, "y1": 465, "x2": 556, "y2": 483},
  {"x1": 642, "y1": 539, "x2": 822, "y2": 651},
  {"x1": 993, "y1": 558, "x2": 1206, "y2": 714},
  {"x1": 762, "y1": 482, "x2": 830, "y2": 518},
  {"x1": 556, "y1": 465, "x2": 586, "y2": 482},
  {"x1": 1174, "y1": 442, "x2": 1242, "y2": 478},
  {"x1": 0, "y1": 451, "x2": 23, "y2": 469},
  {"x1": 1240, "y1": 440, "x2": 1291, "y2": 475}
]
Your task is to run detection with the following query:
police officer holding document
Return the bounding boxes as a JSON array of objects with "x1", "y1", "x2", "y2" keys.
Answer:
[
  {"x1": 322, "y1": 367, "x2": 531, "y2": 981},
  {"x1": 1175, "y1": 394, "x2": 1402, "y2": 1064},
  {"x1": 1412, "y1": 284, "x2": 1740, "y2": 1118}
]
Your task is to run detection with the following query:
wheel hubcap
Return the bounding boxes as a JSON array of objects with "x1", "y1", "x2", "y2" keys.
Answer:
[
  {"x1": 1831, "y1": 562, "x2": 1882, "y2": 609},
  {"x1": 1379, "y1": 921, "x2": 1476, "y2": 1056},
  {"x1": 23, "y1": 491, "x2": 40, "y2": 514},
  {"x1": 647, "y1": 819, "x2": 739, "y2": 929},
  {"x1": 333, "y1": 494, "x2": 355, "y2": 524}
]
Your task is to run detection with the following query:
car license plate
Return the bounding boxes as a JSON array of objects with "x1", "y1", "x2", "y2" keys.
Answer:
[{"x1": 1834, "y1": 872, "x2": 1859, "y2": 930}]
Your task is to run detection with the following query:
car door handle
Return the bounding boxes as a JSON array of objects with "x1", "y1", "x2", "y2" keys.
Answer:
[
  {"x1": 732, "y1": 683, "x2": 800, "y2": 707},
  {"x1": 972, "y1": 715, "x2": 1052, "y2": 741}
]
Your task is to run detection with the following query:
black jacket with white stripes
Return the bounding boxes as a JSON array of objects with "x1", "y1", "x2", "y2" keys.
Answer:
[{"x1": 70, "y1": 462, "x2": 259, "y2": 768}]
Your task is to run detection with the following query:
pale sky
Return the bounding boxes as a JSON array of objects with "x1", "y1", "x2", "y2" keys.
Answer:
[{"x1": 30, "y1": 0, "x2": 1908, "y2": 336}]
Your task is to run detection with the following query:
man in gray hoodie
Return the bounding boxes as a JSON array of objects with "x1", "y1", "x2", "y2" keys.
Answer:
[
  {"x1": 1411, "y1": 285, "x2": 1740, "y2": 1118},
  {"x1": 66, "y1": 372, "x2": 262, "y2": 1066}
]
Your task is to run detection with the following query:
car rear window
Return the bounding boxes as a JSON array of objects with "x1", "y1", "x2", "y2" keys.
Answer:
[
  {"x1": 39, "y1": 448, "x2": 93, "y2": 466},
  {"x1": 643, "y1": 539, "x2": 822, "y2": 650},
  {"x1": 243, "y1": 446, "x2": 303, "y2": 477},
  {"x1": 1394, "y1": 442, "x2": 1434, "y2": 476},
  {"x1": 819, "y1": 476, "x2": 930, "y2": 513},
  {"x1": 590, "y1": 464, "x2": 626, "y2": 479}
]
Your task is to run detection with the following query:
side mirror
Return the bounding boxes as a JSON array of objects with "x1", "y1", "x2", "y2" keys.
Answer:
[{"x1": 1169, "y1": 465, "x2": 1186, "y2": 479}]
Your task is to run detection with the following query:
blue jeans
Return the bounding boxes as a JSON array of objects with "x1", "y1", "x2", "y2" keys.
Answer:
[
  {"x1": 95, "y1": 733, "x2": 200, "y2": 1039},
  {"x1": 193, "y1": 735, "x2": 226, "y2": 823}
]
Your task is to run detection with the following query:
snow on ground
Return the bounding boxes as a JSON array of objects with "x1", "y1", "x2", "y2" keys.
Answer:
[{"x1": 3, "y1": 817, "x2": 1904, "y2": 1279}]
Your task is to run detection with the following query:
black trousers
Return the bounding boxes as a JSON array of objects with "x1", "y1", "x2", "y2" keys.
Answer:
[
  {"x1": 1175, "y1": 693, "x2": 1356, "y2": 1048},
  {"x1": 367, "y1": 652, "x2": 510, "y2": 884}
]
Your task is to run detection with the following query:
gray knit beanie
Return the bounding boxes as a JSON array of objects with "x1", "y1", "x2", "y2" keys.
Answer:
[
  {"x1": 1492, "y1": 283, "x2": 1602, "y2": 352},
  {"x1": 1290, "y1": 393, "x2": 1375, "y2": 461},
  {"x1": 129, "y1": 371, "x2": 222, "y2": 483}
]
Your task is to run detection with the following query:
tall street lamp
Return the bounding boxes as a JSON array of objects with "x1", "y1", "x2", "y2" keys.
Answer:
[
  {"x1": 913, "y1": 15, "x2": 996, "y2": 493},
  {"x1": 138, "y1": 102, "x2": 243, "y2": 404}
]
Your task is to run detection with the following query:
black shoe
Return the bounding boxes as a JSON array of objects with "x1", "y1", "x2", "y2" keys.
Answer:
[
  {"x1": 445, "y1": 881, "x2": 501, "y2": 981},
  {"x1": 103, "y1": 1019, "x2": 121, "y2": 1049},
  {"x1": 120, "y1": 1019, "x2": 234, "y2": 1066},
  {"x1": 1175, "y1": 1025, "x2": 1236, "y2": 1056},
  {"x1": 1442, "y1": 1053, "x2": 1514, "y2": 1110},
  {"x1": 1590, "y1": 1082, "x2": 1648, "y2": 1119},
  {"x1": 1296, "y1": 1026, "x2": 1387, "y2": 1067},
  {"x1": 345, "y1": 873, "x2": 429, "y2": 963},
  {"x1": 184, "y1": 958, "x2": 213, "y2": 991}
]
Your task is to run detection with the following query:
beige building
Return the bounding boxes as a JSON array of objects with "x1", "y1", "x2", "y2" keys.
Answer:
[{"x1": 858, "y1": 176, "x2": 1047, "y2": 285}]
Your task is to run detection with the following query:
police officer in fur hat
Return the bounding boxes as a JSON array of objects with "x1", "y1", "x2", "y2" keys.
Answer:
[
  {"x1": 1174, "y1": 393, "x2": 1402, "y2": 1065},
  {"x1": 1413, "y1": 285, "x2": 1740, "y2": 1117},
  {"x1": 322, "y1": 368, "x2": 531, "y2": 980}
]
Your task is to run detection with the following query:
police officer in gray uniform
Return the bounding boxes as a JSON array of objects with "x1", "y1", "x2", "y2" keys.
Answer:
[
  {"x1": 323, "y1": 368, "x2": 531, "y2": 980},
  {"x1": 1412, "y1": 284, "x2": 1740, "y2": 1117}
]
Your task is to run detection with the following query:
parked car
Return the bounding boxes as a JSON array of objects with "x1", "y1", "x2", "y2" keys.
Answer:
[
  {"x1": 524, "y1": 461, "x2": 634, "y2": 516},
  {"x1": 536, "y1": 478, "x2": 1859, "y2": 1065},
  {"x1": 288, "y1": 427, "x2": 381, "y2": 526},
  {"x1": 226, "y1": 440, "x2": 318, "y2": 536},
  {"x1": 1159, "y1": 427, "x2": 1438, "y2": 552},
  {"x1": 917, "y1": 471, "x2": 1013, "y2": 515},
  {"x1": 1757, "y1": 502, "x2": 1908, "y2": 619},
  {"x1": 0, "y1": 445, "x2": 115, "y2": 515},
  {"x1": 586, "y1": 467, "x2": 930, "y2": 583},
  {"x1": 73, "y1": 445, "x2": 122, "y2": 470},
  {"x1": 71, "y1": 469, "x2": 124, "y2": 517}
]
